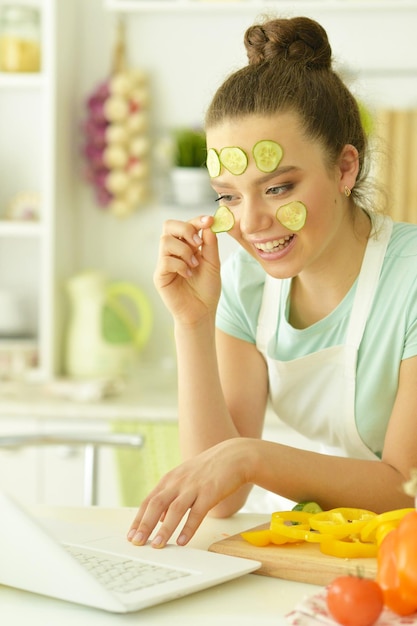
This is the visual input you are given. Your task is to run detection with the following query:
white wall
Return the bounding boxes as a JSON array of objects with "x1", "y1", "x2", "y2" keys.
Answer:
[{"x1": 65, "y1": 1, "x2": 417, "y2": 367}]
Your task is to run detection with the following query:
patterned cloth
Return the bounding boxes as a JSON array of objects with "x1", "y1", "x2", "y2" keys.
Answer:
[{"x1": 286, "y1": 589, "x2": 417, "y2": 626}]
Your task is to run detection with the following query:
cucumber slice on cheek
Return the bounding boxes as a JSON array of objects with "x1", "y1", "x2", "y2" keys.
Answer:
[
  {"x1": 211, "y1": 205, "x2": 235, "y2": 233},
  {"x1": 276, "y1": 201, "x2": 307, "y2": 232},
  {"x1": 253, "y1": 140, "x2": 283, "y2": 173}
]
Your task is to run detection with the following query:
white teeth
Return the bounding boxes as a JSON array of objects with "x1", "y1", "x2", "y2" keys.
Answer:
[{"x1": 255, "y1": 235, "x2": 293, "y2": 253}]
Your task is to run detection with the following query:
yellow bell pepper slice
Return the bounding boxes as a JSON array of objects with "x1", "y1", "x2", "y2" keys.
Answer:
[
  {"x1": 270, "y1": 511, "x2": 332, "y2": 543},
  {"x1": 240, "y1": 529, "x2": 272, "y2": 547},
  {"x1": 271, "y1": 523, "x2": 332, "y2": 543},
  {"x1": 270, "y1": 512, "x2": 312, "y2": 544},
  {"x1": 270, "y1": 511, "x2": 312, "y2": 525},
  {"x1": 309, "y1": 507, "x2": 376, "y2": 539},
  {"x1": 240, "y1": 527, "x2": 301, "y2": 546},
  {"x1": 241, "y1": 506, "x2": 401, "y2": 553},
  {"x1": 375, "y1": 521, "x2": 397, "y2": 546},
  {"x1": 320, "y1": 537, "x2": 378, "y2": 558},
  {"x1": 360, "y1": 508, "x2": 415, "y2": 543},
  {"x1": 270, "y1": 531, "x2": 300, "y2": 545}
]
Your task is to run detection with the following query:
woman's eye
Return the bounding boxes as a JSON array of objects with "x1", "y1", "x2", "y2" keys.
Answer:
[
  {"x1": 215, "y1": 194, "x2": 234, "y2": 203},
  {"x1": 267, "y1": 184, "x2": 293, "y2": 196}
]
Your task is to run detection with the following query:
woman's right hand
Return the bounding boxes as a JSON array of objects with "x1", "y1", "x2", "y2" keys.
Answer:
[{"x1": 154, "y1": 215, "x2": 222, "y2": 324}]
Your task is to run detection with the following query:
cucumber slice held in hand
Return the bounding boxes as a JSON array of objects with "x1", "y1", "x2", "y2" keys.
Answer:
[
  {"x1": 211, "y1": 205, "x2": 235, "y2": 233},
  {"x1": 206, "y1": 148, "x2": 221, "y2": 178},
  {"x1": 276, "y1": 201, "x2": 307, "y2": 232},
  {"x1": 219, "y1": 146, "x2": 248, "y2": 175},
  {"x1": 253, "y1": 140, "x2": 283, "y2": 173}
]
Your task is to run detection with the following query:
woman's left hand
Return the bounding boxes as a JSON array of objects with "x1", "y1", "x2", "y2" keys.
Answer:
[{"x1": 127, "y1": 438, "x2": 251, "y2": 548}]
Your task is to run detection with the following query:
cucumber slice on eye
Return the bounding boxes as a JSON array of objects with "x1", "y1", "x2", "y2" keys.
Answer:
[
  {"x1": 211, "y1": 205, "x2": 235, "y2": 233},
  {"x1": 253, "y1": 140, "x2": 283, "y2": 173},
  {"x1": 276, "y1": 201, "x2": 307, "y2": 231},
  {"x1": 206, "y1": 148, "x2": 221, "y2": 178},
  {"x1": 219, "y1": 146, "x2": 248, "y2": 175}
]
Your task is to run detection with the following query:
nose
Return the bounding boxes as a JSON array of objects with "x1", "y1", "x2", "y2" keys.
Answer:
[{"x1": 239, "y1": 198, "x2": 273, "y2": 235}]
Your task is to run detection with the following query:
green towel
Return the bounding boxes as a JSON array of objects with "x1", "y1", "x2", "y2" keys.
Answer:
[{"x1": 111, "y1": 421, "x2": 181, "y2": 506}]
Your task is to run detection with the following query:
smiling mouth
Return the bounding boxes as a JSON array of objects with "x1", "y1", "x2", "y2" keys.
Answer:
[{"x1": 254, "y1": 235, "x2": 294, "y2": 253}]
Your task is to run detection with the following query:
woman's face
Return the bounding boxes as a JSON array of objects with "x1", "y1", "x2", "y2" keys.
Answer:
[{"x1": 207, "y1": 113, "x2": 357, "y2": 280}]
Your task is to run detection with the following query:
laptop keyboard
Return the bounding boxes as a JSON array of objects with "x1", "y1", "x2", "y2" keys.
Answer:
[{"x1": 64, "y1": 545, "x2": 191, "y2": 594}]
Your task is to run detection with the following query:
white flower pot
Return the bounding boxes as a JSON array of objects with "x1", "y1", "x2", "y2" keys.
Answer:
[{"x1": 170, "y1": 167, "x2": 216, "y2": 206}]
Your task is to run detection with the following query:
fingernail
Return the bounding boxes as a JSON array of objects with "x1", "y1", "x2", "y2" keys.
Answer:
[
  {"x1": 177, "y1": 534, "x2": 187, "y2": 546},
  {"x1": 152, "y1": 535, "x2": 164, "y2": 548},
  {"x1": 190, "y1": 255, "x2": 199, "y2": 267},
  {"x1": 132, "y1": 531, "x2": 144, "y2": 545},
  {"x1": 193, "y1": 234, "x2": 202, "y2": 245},
  {"x1": 201, "y1": 215, "x2": 210, "y2": 224},
  {"x1": 127, "y1": 529, "x2": 136, "y2": 541}
]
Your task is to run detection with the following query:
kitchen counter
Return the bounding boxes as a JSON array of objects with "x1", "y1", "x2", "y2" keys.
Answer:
[
  {"x1": 1, "y1": 506, "x2": 321, "y2": 626},
  {"x1": 0, "y1": 367, "x2": 179, "y2": 422},
  {"x1": 0, "y1": 365, "x2": 318, "y2": 510}
]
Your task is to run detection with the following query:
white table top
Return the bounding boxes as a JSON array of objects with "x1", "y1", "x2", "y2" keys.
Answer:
[{"x1": 1, "y1": 506, "x2": 321, "y2": 626}]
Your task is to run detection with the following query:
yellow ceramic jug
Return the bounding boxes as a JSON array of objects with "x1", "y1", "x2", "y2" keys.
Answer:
[{"x1": 65, "y1": 271, "x2": 153, "y2": 378}]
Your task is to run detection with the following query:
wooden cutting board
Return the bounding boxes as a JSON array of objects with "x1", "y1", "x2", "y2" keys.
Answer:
[{"x1": 209, "y1": 523, "x2": 377, "y2": 586}]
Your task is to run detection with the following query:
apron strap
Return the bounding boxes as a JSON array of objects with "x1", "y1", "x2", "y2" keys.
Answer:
[
  {"x1": 257, "y1": 214, "x2": 393, "y2": 351},
  {"x1": 346, "y1": 214, "x2": 393, "y2": 348},
  {"x1": 256, "y1": 275, "x2": 285, "y2": 353}
]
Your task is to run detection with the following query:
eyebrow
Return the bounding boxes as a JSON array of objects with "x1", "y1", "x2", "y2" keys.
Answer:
[{"x1": 212, "y1": 165, "x2": 300, "y2": 189}]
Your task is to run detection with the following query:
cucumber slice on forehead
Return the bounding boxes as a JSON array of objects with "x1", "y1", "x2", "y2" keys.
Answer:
[
  {"x1": 211, "y1": 205, "x2": 235, "y2": 233},
  {"x1": 206, "y1": 148, "x2": 221, "y2": 178},
  {"x1": 219, "y1": 146, "x2": 248, "y2": 175},
  {"x1": 253, "y1": 140, "x2": 283, "y2": 173},
  {"x1": 276, "y1": 201, "x2": 307, "y2": 231}
]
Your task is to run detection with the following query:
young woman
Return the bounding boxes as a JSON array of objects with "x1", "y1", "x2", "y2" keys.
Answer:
[{"x1": 128, "y1": 16, "x2": 417, "y2": 548}]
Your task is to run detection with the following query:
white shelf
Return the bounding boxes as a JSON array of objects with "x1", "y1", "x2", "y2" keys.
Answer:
[
  {"x1": 0, "y1": 73, "x2": 45, "y2": 89},
  {"x1": 0, "y1": 0, "x2": 78, "y2": 381},
  {"x1": 0, "y1": 221, "x2": 43, "y2": 238},
  {"x1": 0, "y1": 337, "x2": 37, "y2": 348},
  {"x1": 104, "y1": 0, "x2": 417, "y2": 13}
]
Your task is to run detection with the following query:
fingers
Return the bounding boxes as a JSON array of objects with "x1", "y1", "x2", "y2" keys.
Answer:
[
  {"x1": 161, "y1": 215, "x2": 213, "y2": 244},
  {"x1": 156, "y1": 215, "x2": 217, "y2": 282},
  {"x1": 127, "y1": 488, "x2": 207, "y2": 549},
  {"x1": 149, "y1": 495, "x2": 209, "y2": 548},
  {"x1": 158, "y1": 219, "x2": 199, "y2": 278}
]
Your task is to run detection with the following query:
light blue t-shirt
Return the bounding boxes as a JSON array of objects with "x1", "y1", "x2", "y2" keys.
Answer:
[{"x1": 216, "y1": 220, "x2": 417, "y2": 456}]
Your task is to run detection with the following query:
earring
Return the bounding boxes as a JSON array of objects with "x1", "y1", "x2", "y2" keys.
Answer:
[{"x1": 344, "y1": 186, "x2": 351, "y2": 197}]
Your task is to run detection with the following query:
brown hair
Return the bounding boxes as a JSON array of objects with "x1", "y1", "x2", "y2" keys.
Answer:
[{"x1": 205, "y1": 16, "x2": 371, "y2": 210}]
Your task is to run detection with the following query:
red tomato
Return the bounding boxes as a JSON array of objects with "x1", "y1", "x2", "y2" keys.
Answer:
[{"x1": 326, "y1": 576, "x2": 384, "y2": 626}]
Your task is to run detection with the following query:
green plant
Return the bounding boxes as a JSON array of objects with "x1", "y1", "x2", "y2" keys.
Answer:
[{"x1": 172, "y1": 127, "x2": 207, "y2": 168}]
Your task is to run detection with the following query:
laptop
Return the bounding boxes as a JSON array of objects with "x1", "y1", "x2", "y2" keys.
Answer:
[{"x1": 0, "y1": 491, "x2": 261, "y2": 613}]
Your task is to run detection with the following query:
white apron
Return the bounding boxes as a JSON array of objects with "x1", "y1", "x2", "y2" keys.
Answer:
[{"x1": 256, "y1": 215, "x2": 393, "y2": 461}]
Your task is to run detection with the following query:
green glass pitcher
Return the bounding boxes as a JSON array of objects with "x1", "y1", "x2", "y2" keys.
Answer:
[{"x1": 65, "y1": 271, "x2": 153, "y2": 378}]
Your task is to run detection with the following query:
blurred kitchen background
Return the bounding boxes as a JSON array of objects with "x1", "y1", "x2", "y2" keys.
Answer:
[{"x1": 0, "y1": 0, "x2": 416, "y2": 511}]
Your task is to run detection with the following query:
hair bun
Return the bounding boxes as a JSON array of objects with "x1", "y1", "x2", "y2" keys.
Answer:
[{"x1": 244, "y1": 16, "x2": 332, "y2": 70}]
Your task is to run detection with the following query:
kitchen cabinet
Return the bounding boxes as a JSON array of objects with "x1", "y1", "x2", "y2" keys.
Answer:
[
  {"x1": 36, "y1": 418, "x2": 123, "y2": 507},
  {"x1": 0, "y1": 418, "x2": 40, "y2": 502},
  {"x1": 0, "y1": 415, "x2": 139, "y2": 507},
  {"x1": 0, "y1": 0, "x2": 77, "y2": 381},
  {"x1": 103, "y1": 0, "x2": 417, "y2": 13},
  {"x1": 0, "y1": 369, "x2": 180, "y2": 507}
]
